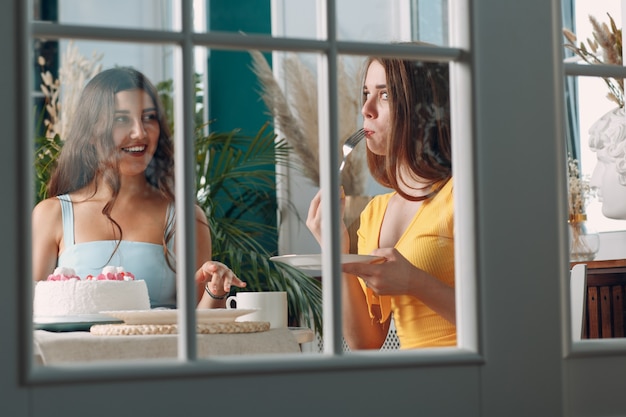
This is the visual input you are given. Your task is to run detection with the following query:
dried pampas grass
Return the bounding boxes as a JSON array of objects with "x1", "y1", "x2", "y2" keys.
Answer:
[
  {"x1": 39, "y1": 41, "x2": 103, "y2": 139},
  {"x1": 249, "y1": 50, "x2": 366, "y2": 196}
]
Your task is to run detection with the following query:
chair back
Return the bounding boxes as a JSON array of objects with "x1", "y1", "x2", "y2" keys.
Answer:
[{"x1": 570, "y1": 263, "x2": 588, "y2": 341}]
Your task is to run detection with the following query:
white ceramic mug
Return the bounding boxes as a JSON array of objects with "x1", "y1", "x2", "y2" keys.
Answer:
[{"x1": 226, "y1": 291, "x2": 288, "y2": 329}]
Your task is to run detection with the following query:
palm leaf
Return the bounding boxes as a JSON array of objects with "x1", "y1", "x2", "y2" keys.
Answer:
[{"x1": 33, "y1": 108, "x2": 62, "y2": 202}]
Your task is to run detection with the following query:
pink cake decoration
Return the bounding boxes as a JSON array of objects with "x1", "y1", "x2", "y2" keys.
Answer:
[
  {"x1": 46, "y1": 266, "x2": 80, "y2": 281},
  {"x1": 85, "y1": 266, "x2": 136, "y2": 281},
  {"x1": 46, "y1": 266, "x2": 135, "y2": 281}
]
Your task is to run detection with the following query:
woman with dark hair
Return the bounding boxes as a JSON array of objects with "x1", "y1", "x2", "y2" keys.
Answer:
[
  {"x1": 307, "y1": 56, "x2": 454, "y2": 349},
  {"x1": 32, "y1": 67, "x2": 246, "y2": 309}
]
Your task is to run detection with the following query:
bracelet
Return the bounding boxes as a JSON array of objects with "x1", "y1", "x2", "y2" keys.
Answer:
[{"x1": 204, "y1": 283, "x2": 229, "y2": 300}]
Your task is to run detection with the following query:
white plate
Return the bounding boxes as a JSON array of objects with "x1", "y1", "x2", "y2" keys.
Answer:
[
  {"x1": 269, "y1": 254, "x2": 384, "y2": 271},
  {"x1": 100, "y1": 308, "x2": 258, "y2": 325}
]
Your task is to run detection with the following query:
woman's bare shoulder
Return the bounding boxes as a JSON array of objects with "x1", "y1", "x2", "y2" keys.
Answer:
[
  {"x1": 193, "y1": 204, "x2": 210, "y2": 225},
  {"x1": 32, "y1": 197, "x2": 64, "y2": 244},
  {"x1": 32, "y1": 197, "x2": 62, "y2": 223}
]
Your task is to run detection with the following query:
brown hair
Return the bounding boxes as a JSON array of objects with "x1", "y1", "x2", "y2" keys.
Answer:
[{"x1": 363, "y1": 56, "x2": 452, "y2": 200}]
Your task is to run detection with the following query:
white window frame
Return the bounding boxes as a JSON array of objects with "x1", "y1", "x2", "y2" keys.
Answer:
[
  {"x1": 564, "y1": 61, "x2": 626, "y2": 358},
  {"x1": 23, "y1": 0, "x2": 481, "y2": 384}
]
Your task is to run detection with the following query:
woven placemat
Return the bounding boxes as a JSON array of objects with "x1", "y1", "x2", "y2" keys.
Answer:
[{"x1": 90, "y1": 321, "x2": 270, "y2": 336}]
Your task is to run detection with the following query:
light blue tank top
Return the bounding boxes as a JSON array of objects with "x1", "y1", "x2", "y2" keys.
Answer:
[{"x1": 56, "y1": 194, "x2": 177, "y2": 309}]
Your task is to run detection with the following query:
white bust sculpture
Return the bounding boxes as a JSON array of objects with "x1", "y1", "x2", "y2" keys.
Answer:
[{"x1": 588, "y1": 107, "x2": 626, "y2": 219}]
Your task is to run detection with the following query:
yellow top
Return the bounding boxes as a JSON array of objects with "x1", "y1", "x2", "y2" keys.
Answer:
[{"x1": 357, "y1": 179, "x2": 456, "y2": 348}]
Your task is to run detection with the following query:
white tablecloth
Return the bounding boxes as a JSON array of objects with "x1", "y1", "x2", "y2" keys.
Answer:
[{"x1": 34, "y1": 327, "x2": 312, "y2": 365}]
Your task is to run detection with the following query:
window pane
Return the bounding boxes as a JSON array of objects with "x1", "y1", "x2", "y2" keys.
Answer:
[
  {"x1": 567, "y1": 75, "x2": 626, "y2": 236},
  {"x1": 29, "y1": 1, "x2": 469, "y2": 371},
  {"x1": 31, "y1": 39, "x2": 320, "y2": 365},
  {"x1": 270, "y1": 50, "x2": 456, "y2": 352},
  {"x1": 564, "y1": 1, "x2": 622, "y2": 68},
  {"x1": 32, "y1": 39, "x2": 181, "y2": 364},
  {"x1": 564, "y1": 0, "x2": 626, "y2": 346},
  {"x1": 563, "y1": 1, "x2": 625, "y2": 236},
  {"x1": 33, "y1": 0, "x2": 178, "y2": 31},
  {"x1": 197, "y1": 0, "x2": 448, "y2": 45},
  {"x1": 336, "y1": 0, "x2": 449, "y2": 46}
]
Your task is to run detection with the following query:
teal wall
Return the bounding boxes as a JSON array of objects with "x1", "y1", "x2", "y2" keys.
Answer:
[
  {"x1": 207, "y1": 0, "x2": 277, "y2": 253},
  {"x1": 208, "y1": 0, "x2": 272, "y2": 136}
]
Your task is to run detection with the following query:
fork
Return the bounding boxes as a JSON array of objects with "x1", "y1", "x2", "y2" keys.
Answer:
[{"x1": 339, "y1": 128, "x2": 366, "y2": 171}]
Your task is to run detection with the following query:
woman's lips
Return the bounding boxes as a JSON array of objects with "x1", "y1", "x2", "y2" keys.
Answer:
[{"x1": 121, "y1": 145, "x2": 147, "y2": 155}]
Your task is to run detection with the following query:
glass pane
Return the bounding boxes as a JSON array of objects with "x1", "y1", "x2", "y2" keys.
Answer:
[
  {"x1": 32, "y1": 39, "x2": 179, "y2": 364},
  {"x1": 201, "y1": 0, "x2": 288, "y2": 37},
  {"x1": 199, "y1": 46, "x2": 323, "y2": 346},
  {"x1": 29, "y1": 2, "x2": 462, "y2": 367},
  {"x1": 336, "y1": 0, "x2": 449, "y2": 46},
  {"x1": 567, "y1": 75, "x2": 626, "y2": 236},
  {"x1": 564, "y1": 0, "x2": 626, "y2": 344},
  {"x1": 31, "y1": 39, "x2": 320, "y2": 364},
  {"x1": 563, "y1": 0, "x2": 625, "y2": 236},
  {"x1": 197, "y1": 0, "x2": 448, "y2": 46},
  {"x1": 564, "y1": 1, "x2": 622, "y2": 68},
  {"x1": 33, "y1": 0, "x2": 178, "y2": 31},
  {"x1": 267, "y1": 49, "x2": 455, "y2": 351}
]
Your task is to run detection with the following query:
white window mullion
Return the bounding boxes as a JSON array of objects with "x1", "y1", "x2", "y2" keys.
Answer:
[
  {"x1": 448, "y1": 0, "x2": 478, "y2": 351},
  {"x1": 174, "y1": 0, "x2": 197, "y2": 361},
  {"x1": 317, "y1": 0, "x2": 344, "y2": 355}
]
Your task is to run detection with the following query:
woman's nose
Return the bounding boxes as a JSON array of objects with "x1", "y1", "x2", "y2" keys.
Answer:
[
  {"x1": 129, "y1": 118, "x2": 146, "y2": 139},
  {"x1": 361, "y1": 98, "x2": 377, "y2": 119}
]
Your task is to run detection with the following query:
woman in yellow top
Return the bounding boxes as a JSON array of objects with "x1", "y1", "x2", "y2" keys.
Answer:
[{"x1": 306, "y1": 55, "x2": 454, "y2": 349}]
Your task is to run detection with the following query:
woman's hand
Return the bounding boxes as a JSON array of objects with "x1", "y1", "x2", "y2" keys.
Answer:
[
  {"x1": 306, "y1": 188, "x2": 349, "y2": 251},
  {"x1": 341, "y1": 248, "x2": 417, "y2": 296},
  {"x1": 305, "y1": 190, "x2": 325, "y2": 244},
  {"x1": 195, "y1": 261, "x2": 247, "y2": 297},
  {"x1": 342, "y1": 248, "x2": 456, "y2": 324}
]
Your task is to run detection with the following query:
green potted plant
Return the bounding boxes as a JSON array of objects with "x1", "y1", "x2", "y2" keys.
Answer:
[{"x1": 192, "y1": 121, "x2": 322, "y2": 333}]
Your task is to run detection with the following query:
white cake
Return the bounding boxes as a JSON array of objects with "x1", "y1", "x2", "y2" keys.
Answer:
[{"x1": 33, "y1": 266, "x2": 150, "y2": 317}]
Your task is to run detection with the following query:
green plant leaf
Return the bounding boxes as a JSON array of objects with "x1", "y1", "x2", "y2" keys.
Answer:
[{"x1": 194, "y1": 121, "x2": 322, "y2": 335}]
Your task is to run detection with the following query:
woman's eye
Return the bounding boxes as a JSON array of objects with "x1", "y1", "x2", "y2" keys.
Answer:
[
  {"x1": 380, "y1": 91, "x2": 389, "y2": 101},
  {"x1": 114, "y1": 115, "x2": 129, "y2": 124},
  {"x1": 142, "y1": 113, "x2": 158, "y2": 122}
]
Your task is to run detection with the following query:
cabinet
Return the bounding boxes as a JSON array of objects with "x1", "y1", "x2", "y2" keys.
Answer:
[{"x1": 571, "y1": 259, "x2": 626, "y2": 339}]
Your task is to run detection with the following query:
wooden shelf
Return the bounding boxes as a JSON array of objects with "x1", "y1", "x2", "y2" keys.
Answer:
[
  {"x1": 570, "y1": 258, "x2": 626, "y2": 339},
  {"x1": 570, "y1": 258, "x2": 626, "y2": 270}
]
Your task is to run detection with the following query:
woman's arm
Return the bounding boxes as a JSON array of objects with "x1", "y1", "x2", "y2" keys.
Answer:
[
  {"x1": 342, "y1": 248, "x2": 456, "y2": 325},
  {"x1": 306, "y1": 189, "x2": 390, "y2": 349},
  {"x1": 32, "y1": 199, "x2": 63, "y2": 282},
  {"x1": 341, "y1": 271, "x2": 391, "y2": 349},
  {"x1": 193, "y1": 205, "x2": 246, "y2": 308}
]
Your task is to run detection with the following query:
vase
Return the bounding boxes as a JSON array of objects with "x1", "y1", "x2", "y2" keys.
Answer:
[{"x1": 568, "y1": 214, "x2": 600, "y2": 262}]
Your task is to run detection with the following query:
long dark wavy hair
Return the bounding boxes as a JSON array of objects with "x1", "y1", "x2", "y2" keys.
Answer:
[
  {"x1": 363, "y1": 55, "x2": 452, "y2": 201},
  {"x1": 47, "y1": 67, "x2": 176, "y2": 268}
]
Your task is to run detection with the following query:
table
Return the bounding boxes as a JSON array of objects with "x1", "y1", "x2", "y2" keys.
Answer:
[
  {"x1": 34, "y1": 327, "x2": 314, "y2": 365},
  {"x1": 571, "y1": 259, "x2": 626, "y2": 338}
]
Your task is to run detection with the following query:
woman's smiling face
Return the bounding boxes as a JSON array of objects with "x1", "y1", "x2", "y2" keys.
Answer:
[
  {"x1": 112, "y1": 89, "x2": 160, "y2": 177},
  {"x1": 361, "y1": 59, "x2": 390, "y2": 156}
]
